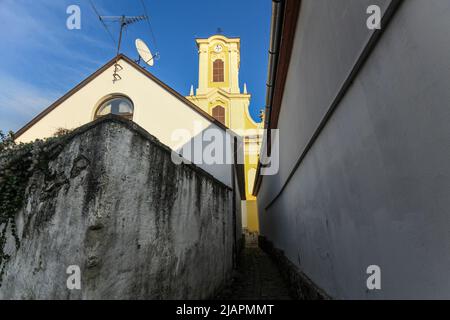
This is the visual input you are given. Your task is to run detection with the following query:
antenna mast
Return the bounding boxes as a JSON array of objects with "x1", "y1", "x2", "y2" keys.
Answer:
[{"x1": 99, "y1": 15, "x2": 148, "y2": 82}]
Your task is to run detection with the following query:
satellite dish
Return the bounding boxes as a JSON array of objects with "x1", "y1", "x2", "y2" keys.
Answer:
[{"x1": 135, "y1": 38, "x2": 155, "y2": 66}]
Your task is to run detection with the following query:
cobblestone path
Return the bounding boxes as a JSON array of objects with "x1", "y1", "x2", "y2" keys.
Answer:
[{"x1": 217, "y1": 234, "x2": 292, "y2": 300}]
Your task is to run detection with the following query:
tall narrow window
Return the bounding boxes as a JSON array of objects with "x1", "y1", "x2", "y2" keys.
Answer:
[
  {"x1": 213, "y1": 59, "x2": 224, "y2": 82},
  {"x1": 212, "y1": 105, "x2": 225, "y2": 125}
]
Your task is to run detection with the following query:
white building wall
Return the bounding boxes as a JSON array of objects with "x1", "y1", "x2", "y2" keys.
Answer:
[
  {"x1": 16, "y1": 58, "x2": 236, "y2": 187},
  {"x1": 258, "y1": 0, "x2": 450, "y2": 299}
]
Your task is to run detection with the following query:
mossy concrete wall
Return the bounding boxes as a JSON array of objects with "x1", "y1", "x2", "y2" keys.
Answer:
[{"x1": 0, "y1": 117, "x2": 236, "y2": 299}]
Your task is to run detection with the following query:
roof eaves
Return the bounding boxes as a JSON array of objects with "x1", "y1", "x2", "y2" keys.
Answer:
[{"x1": 14, "y1": 53, "x2": 231, "y2": 139}]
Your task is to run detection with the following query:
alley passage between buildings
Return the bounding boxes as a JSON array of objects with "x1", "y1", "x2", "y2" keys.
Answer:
[{"x1": 218, "y1": 234, "x2": 293, "y2": 300}]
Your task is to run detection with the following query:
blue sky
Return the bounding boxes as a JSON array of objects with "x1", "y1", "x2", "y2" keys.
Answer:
[{"x1": 0, "y1": 0, "x2": 271, "y2": 133}]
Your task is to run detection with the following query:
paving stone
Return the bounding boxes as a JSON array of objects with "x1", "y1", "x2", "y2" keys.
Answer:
[{"x1": 217, "y1": 244, "x2": 293, "y2": 300}]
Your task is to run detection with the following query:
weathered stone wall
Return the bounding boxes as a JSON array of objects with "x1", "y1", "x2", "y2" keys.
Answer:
[{"x1": 0, "y1": 117, "x2": 236, "y2": 299}]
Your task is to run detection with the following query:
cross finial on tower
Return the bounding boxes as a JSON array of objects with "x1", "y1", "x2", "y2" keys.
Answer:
[{"x1": 216, "y1": 27, "x2": 223, "y2": 34}]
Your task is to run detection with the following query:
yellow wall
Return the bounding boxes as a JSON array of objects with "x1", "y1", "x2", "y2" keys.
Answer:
[{"x1": 207, "y1": 44, "x2": 230, "y2": 88}]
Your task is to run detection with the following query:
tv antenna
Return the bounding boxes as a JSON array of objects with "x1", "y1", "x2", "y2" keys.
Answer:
[
  {"x1": 89, "y1": 0, "x2": 160, "y2": 80},
  {"x1": 98, "y1": 15, "x2": 148, "y2": 82},
  {"x1": 135, "y1": 38, "x2": 158, "y2": 68}
]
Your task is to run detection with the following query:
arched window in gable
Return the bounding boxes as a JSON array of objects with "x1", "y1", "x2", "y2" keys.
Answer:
[
  {"x1": 95, "y1": 95, "x2": 134, "y2": 120},
  {"x1": 212, "y1": 105, "x2": 225, "y2": 125},
  {"x1": 213, "y1": 59, "x2": 224, "y2": 82}
]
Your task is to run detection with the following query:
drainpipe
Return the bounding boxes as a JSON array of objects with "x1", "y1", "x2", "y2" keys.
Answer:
[
  {"x1": 264, "y1": 0, "x2": 285, "y2": 154},
  {"x1": 253, "y1": 0, "x2": 285, "y2": 196}
]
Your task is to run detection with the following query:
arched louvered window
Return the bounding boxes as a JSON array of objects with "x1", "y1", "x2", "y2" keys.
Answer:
[
  {"x1": 212, "y1": 105, "x2": 225, "y2": 125},
  {"x1": 213, "y1": 59, "x2": 224, "y2": 82},
  {"x1": 95, "y1": 95, "x2": 134, "y2": 120}
]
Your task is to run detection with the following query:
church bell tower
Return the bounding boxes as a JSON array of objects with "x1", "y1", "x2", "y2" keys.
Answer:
[
  {"x1": 186, "y1": 34, "x2": 254, "y2": 130},
  {"x1": 196, "y1": 35, "x2": 241, "y2": 95},
  {"x1": 186, "y1": 34, "x2": 262, "y2": 233}
]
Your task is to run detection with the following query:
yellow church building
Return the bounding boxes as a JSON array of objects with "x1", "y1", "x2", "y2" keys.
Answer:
[{"x1": 186, "y1": 35, "x2": 262, "y2": 233}]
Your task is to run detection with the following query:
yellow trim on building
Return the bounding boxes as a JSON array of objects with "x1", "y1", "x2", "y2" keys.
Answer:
[
  {"x1": 208, "y1": 97, "x2": 230, "y2": 127},
  {"x1": 207, "y1": 42, "x2": 230, "y2": 88}
]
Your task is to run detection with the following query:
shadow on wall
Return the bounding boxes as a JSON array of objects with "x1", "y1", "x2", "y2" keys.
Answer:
[{"x1": 0, "y1": 116, "x2": 238, "y2": 299}]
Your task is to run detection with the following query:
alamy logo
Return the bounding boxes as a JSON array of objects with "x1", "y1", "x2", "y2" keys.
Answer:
[
  {"x1": 66, "y1": 265, "x2": 81, "y2": 290},
  {"x1": 366, "y1": 5, "x2": 381, "y2": 30},
  {"x1": 366, "y1": 265, "x2": 381, "y2": 290},
  {"x1": 169, "y1": 121, "x2": 279, "y2": 176},
  {"x1": 66, "y1": 5, "x2": 81, "y2": 30}
]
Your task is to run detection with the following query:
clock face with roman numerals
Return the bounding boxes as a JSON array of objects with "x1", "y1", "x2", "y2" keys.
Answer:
[{"x1": 214, "y1": 44, "x2": 223, "y2": 53}]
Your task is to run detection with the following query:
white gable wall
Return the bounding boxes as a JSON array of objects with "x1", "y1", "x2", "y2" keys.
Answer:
[{"x1": 16, "y1": 58, "x2": 235, "y2": 187}]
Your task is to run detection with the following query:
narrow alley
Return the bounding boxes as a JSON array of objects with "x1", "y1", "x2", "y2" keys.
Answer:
[{"x1": 217, "y1": 234, "x2": 292, "y2": 300}]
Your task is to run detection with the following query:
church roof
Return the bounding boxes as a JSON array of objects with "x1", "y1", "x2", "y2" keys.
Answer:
[{"x1": 14, "y1": 54, "x2": 229, "y2": 139}]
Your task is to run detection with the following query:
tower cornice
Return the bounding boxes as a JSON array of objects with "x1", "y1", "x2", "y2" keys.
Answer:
[{"x1": 195, "y1": 35, "x2": 241, "y2": 50}]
